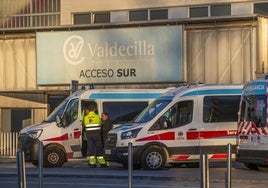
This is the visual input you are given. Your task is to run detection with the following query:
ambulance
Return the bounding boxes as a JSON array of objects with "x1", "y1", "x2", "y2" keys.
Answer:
[
  {"x1": 18, "y1": 88, "x2": 172, "y2": 168},
  {"x1": 236, "y1": 79, "x2": 268, "y2": 170},
  {"x1": 104, "y1": 84, "x2": 242, "y2": 170}
]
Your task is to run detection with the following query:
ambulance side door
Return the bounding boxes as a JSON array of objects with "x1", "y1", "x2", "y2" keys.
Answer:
[
  {"x1": 62, "y1": 98, "x2": 82, "y2": 156},
  {"x1": 200, "y1": 95, "x2": 240, "y2": 157},
  {"x1": 149, "y1": 99, "x2": 199, "y2": 157}
]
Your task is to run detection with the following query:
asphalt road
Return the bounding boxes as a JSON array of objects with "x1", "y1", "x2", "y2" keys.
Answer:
[{"x1": 0, "y1": 158, "x2": 268, "y2": 188}]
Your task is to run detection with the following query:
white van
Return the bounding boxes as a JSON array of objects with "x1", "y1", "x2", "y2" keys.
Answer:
[
  {"x1": 18, "y1": 88, "x2": 171, "y2": 167},
  {"x1": 104, "y1": 84, "x2": 242, "y2": 170},
  {"x1": 236, "y1": 80, "x2": 268, "y2": 170}
]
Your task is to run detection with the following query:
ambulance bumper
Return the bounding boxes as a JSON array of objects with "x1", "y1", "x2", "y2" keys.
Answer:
[
  {"x1": 104, "y1": 146, "x2": 140, "y2": 164},
  {"x1": 236, "y1": 149, "x2": 268, "y2": 165}
]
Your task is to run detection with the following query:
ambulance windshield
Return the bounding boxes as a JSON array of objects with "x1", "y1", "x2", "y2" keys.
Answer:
[
  {"x1": 133, "y1": 99, "x2": 171, "y2": 123},
  {"x1": 240, "y1": 94, "x2": 266, "y2": 127},
  {"x1": 44, "y1": 99, "x2": 68, "y2": 123}
]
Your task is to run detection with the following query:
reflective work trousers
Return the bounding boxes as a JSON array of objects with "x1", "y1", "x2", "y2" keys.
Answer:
[{"x1": 86, "y1": 130, "x2": 103, "y2": 157}]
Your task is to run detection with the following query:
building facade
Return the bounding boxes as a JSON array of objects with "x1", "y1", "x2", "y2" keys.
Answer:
[{"x1": 0, "y1": 0, "x2": 268, "y2": 133}]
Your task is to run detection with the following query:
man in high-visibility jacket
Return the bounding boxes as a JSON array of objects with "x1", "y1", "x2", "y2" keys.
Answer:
[{"x1": 84, "y1": 105, "x2": 106, "y2": 167}]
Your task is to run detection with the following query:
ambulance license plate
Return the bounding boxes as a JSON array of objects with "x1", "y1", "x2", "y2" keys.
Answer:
[{"x1": 105, "y1": 149, "x2": 111, "y2": 155}]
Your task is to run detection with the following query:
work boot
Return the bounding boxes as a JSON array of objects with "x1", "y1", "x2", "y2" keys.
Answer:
[
  {"x1": 97, "y1": 156, "x2": 106, "y2": 167},
  {"x1": 105, "y1": 161, "x2": 110, "y2": 167},
  {"x1": 88, "y1": 156, "x2": 97, "y2": 167}
]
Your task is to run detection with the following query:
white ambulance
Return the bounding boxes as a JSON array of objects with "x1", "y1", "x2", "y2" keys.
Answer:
[
  {"x1": 236, "y1": 79, "x2": 268, "y2": 170},
  {"x1": 18, "y1": 88, "x2": 171, "y2": 167},
  {"x1": 104, "y1": 84, "x2": 242, "y2": 170}
]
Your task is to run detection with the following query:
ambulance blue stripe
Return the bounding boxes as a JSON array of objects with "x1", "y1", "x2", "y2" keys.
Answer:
[
  {"x1": 89, "y1": 93, "x2": 162, "y2": 99},
  {"x1": 181, "y1": 89, "x2": 242, "y2": 97}
]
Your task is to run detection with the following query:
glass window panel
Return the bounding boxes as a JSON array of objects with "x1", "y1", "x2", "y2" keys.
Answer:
[
  {"x1": 203, "y1": 96, "x2": 240, "y2": 123},
  {"x1": 150, "y1": 9, "x2": 168, "y2": 20},
  {"x1": 129, "y1": 10, "x2": 148, "y2": 21},
  {"x1": 94, "y1": 12, "x2": 110, "y2": 23},
  {"x1": 74, "y1": 13, "x2": 91, "y2": 24},
  {"x1": 190, "y1": 6, "x2": 208, "y2": 18},
  {"x1": 211, "y1": 4, "x2": 231, "y2": 16},
  {"x1": 103, "y1": 102, "x2": 148, "y2": 124},
  {"x1": 254, "y1": 2, "x2": 268, "y2": 16}
]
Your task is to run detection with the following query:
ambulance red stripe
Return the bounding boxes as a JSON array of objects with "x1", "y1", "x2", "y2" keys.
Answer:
[
  {"x1": 186, "y1": 130, "x2": 236, "y2": 140},
  {"x1": 43, "y1": 133, "x2": 68, "y2": 141},
  {"x1": 136, "y1": 132, "x2": 175, "y2": 141},
  {"x1": 210, "y1": 153, "x2": 227, "y2": 159}
]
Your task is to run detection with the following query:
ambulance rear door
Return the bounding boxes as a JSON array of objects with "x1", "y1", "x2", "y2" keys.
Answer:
[{"x1": 238, "y1": 81, "x2": 268, "y2": 162}]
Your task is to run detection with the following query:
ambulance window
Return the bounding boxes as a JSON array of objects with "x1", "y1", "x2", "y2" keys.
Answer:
[
  {"x1": 63, "y1": 98, "x2": 79, "y2": 126},
  {"x1": 175, "y1": 101, "x2": 193, "y2": 127},
  {"x1": 241, "y1": 95, "x2": 266, "y2": 127},
  {"x1": 203, "y1": 95, "x2": 240, "y2": 123},
  {"x1": 149, "y1": 100, "x2": 193, "y2": 131},
  {"x1": 103, "y1": 102, "x2": 148, "y2": 124},
  {"x1": 81, "y1": 101, "x2": 98, "y2": 114}
]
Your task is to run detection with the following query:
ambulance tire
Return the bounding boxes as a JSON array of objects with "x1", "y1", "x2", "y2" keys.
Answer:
[
  {"x1": 43, "y1": 146, "x2": 65, "y2": 168},
  {"x1": 141, "y1": 146, "x2": 166, "y2": 170},
  {"x1": 244, "y1": 163, "x2": 259, "y2": 170}
]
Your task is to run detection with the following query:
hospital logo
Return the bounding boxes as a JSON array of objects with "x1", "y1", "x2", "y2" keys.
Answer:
[{"x1": 63, "y1": 35, "x2": 85, "y2": 65}]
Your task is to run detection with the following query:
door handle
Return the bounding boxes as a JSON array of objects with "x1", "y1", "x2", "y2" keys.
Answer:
[
  {"x1": 188, "y1": 128, "x2": 197, "y2": 131},
  {"x1": 74, "y1": 128, "x2": 79, "y2": 131}
]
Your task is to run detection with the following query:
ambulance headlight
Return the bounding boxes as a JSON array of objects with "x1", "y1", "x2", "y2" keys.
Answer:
[
  {"x1": 27, "y1": 129, "x2": 43, "y2": 139},
  {"x1": 121, "y1": 128, "x2": 142, "y2": 140}
]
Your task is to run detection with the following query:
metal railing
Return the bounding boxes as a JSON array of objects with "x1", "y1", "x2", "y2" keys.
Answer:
[{"x1": 0, "y1": 132, "x2": 18, "y2": 157}]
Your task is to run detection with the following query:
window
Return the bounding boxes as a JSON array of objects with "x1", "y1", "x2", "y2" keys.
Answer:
[
  {"x1": 0, "y1": 0, "x2": 60, "y2": 28},
  {"x1": 93, "y1": 12, "x2": 110, "y2": 23},
  {"x1": 203, "y1": 96, "x2": 241, "y2": 123},
  {"x1": 190, "y1": 6, "x2": 208, "y2": 18},
  {"x1": 134, "y1": 99, "x2": 171, "y2": 123},
  {"x1": 63, "y1": 98, "x2": 79, "y2": 126},
  {"x1": 103, "y1": 102, "x2": 148, "y2": 124},
  {"x1": 129, "y1": 10, "x2": 148, "y2": 21},
  {"x1": 254, "y1": 2, "x2": 268, "y2": 16},
  {"x1": 150, "y1": 100, "x2": 193, "y2": 131},
  {"x1": 150, "y1": 9, "x2": 168, "y2": 20},
  {"x1": 74, "y1": 13, "x2": 91, "y2": 24},
  {"x1": 211, "y1": 4, "x2": 231, "y2": 16},
  {"x1": 11, "y1": 109, "x2": 31, "y2": 132},
  {"x1": 240, "y1": 95, "x2": 266, "y2": 127}
]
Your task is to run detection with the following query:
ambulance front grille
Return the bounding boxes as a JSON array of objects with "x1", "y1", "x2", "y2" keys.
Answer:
[{"x1": 105, "y1": 133, "x2": 117, "y2": 148}]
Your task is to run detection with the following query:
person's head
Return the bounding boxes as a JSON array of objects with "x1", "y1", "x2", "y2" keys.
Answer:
[
  {"x1": 101, "y1": 112, "x2": 109, "y2": 121},
  {"x1": 84, "y1": 107, "x2": 89, "y2": 115},
  {"x1": 88, "y1": 105, "x2": 95, "y2": 112}
]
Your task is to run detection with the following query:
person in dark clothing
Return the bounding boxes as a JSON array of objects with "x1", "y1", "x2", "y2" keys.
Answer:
[
  {"x1": 101, "y1": 112, "x2": 113, "y2": 148},
  {"x1": 101, "y1": 112, "x2": 113, "y2": 167}
]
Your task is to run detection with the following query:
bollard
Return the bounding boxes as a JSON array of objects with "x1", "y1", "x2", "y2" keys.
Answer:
[
  {"x1": 128, "y1": 142, "x2": 133, "y2": 188},
  {"x1": 38, "y1": 140, "x2": 44, "y2": 188},
  {"x1": 17, "y1": 150, "x2": 26, "y2": 188},
  {"x1": 226, "y1": 143, "x2": 232, "y2": 188},
  {"x1": 200, "y1": 153, "x2": 209, "y2": 188}
]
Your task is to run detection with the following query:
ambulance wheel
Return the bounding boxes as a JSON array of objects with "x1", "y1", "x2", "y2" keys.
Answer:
[
  {"x1": 141, "y1": 146, "x2": 166, "y2": 170},
  {"x1": 244, "y1": 163, "x2": 259, "y2": 170},
  {"x1": 43, "y1": 146, "x2": 65, "y2": 168}
]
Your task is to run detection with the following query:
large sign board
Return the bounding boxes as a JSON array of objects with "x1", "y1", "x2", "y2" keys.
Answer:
[{"x1": 36, "y1": 25, "x2": 183, "y2": 85}]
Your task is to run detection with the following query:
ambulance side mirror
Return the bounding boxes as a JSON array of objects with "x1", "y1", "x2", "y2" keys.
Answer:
[{"x1": 56, "y1": 115, "x2": 63, "y2": 127}]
